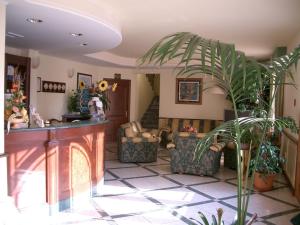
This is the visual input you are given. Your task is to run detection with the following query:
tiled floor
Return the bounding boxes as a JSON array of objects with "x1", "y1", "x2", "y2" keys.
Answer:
[{"x1": 9, "y1": 143, "x2": 300, "y2": 225}]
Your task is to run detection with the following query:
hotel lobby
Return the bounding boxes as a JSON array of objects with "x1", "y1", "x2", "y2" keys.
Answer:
[{"x1": 1, "y1": 1, "x2": 300, "y2": 225}]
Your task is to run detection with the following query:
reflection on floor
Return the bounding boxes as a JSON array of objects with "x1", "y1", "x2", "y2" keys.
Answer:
[{"x1": 6, "y1": 143, "x2": 300, "y2": 225}]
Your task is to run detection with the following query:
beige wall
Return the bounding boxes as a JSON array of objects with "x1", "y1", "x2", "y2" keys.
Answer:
[
  {"x1": 136, "y1": 74, "x2": 154, "y2": 121},
  {"x1": 159, "y1": 72, "x2": 231, "y2": 120},
  {"x1": 0, "y1": 2, "x2": 7, "y2": 200},
  {"x1": 5, "y1": 47, "x2": 141, "y2": 121},
  {"x1": 5, "y1": 46, "x2": 232, "y2": 123}
]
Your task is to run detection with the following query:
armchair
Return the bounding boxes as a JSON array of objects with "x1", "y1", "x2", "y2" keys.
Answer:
[
  {"x1": 169, "y1": 132, "x2": 224, "y2": 176},
  {"x1": 117, "y1": 121, "x2": 160, "y2": 163}
]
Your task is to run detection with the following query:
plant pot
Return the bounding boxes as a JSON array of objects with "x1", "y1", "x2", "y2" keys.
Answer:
[{"x1": 254, "y1": 172, "x2": 276, "y2": 192}]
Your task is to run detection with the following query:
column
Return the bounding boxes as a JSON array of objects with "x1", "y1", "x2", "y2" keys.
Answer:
[{"x1": 0, "y1": 0, "x2": 7, "y2": 201}]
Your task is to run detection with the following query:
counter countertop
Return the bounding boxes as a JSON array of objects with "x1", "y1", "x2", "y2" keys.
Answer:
[{"x1": 6, "y1": 119, "x2": 109, "y2": 133}]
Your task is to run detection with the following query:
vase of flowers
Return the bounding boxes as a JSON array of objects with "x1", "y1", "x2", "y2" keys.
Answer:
[{"x1": 88, "y1": 80, "x2": 117, "y2": 120}]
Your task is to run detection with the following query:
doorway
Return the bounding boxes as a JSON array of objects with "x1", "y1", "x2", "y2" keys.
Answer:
[{"x1": 105, "y1": 79, "x2": 131, "y2": 143}]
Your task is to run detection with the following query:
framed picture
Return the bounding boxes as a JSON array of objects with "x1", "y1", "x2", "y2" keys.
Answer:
[
  {"x1": 176, "y1": 78, "x2": 202, "y2": 104},
  {"x1": 36, "y1": 77, "x2": 41, "y2": 92},
  {"x1": 77, "y1": 73, "x2": 92, "y2": 89}
]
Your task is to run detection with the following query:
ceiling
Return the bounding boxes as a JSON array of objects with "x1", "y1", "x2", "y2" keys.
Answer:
[{"x1": 5, "y1": 0, "x2": 300, "y2": 67}]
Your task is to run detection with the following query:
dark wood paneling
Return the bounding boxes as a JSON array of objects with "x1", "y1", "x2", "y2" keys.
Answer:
[{"x1": 105, "y1": 79, "x2": 130, "y2": 143}]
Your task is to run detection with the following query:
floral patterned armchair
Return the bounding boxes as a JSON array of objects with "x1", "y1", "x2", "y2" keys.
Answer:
[
  {"x1": 169, "y1": 132, "x2": 224, "y2": 176},
  {"x1": 117, "y1": 121, "x2": 160, "y2": 163}
]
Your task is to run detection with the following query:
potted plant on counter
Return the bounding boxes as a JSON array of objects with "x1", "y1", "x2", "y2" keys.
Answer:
[{"x1": 251, "y1": 141, "x2": 284, "y2": 192}]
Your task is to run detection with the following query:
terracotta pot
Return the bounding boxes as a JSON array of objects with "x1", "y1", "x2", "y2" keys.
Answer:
[{"x1": 254, "y1": 172, "x2": 276, "y2": 192}]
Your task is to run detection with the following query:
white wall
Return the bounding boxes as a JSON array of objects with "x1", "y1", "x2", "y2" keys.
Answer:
[
  {"x1": 5, "y1": 47, "x2": 232, "y2": 122},
  {"x1": 0, "y1": 2, "x2": 7, "y2": 200},
  {"x1": 5, "y1": 47, "x2": 141, "y2": 121},
  {"x1": 159, "y1": 71, "x2": 232, "y2": 120},
  {"x1": 136, "y1": 74, "x2": 154, "y2": 121}
]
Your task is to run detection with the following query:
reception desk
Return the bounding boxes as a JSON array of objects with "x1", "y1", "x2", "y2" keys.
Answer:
[{"x1": 4, "y1": 120, "x2": 107, "y2": 213}]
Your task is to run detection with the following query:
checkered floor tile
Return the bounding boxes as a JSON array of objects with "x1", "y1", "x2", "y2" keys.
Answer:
[{"x1": 13, "y1": 144, "x2": 300, "y2": 225}]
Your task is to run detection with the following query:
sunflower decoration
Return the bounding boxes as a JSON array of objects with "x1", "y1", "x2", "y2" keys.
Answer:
[
  {"x1": 98, "y1": 80, "x2": 108, "y2": 92},
  {"x1": 112, "y1": 83, "x2": 118, "y2": 92},
  {"x1": 79, "y1": 81, "x2": 85, "y2": 89},
  {"x1": 89, "y1": 80, "x2": 118, "y2": 112}
]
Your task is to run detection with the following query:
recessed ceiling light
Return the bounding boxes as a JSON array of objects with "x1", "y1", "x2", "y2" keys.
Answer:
[
  {"x1": 26, "y1": 18, "x2": 43, "y2": 24},
  {"x1": 80, "y1": 43, "x2": 88, "y2": 46},
  {"x1": 6, "y1": 32, "x2": 24, "y2": 38},
  {"x1": 70, "y1": 33, "x2": 83, "y2": 37}
]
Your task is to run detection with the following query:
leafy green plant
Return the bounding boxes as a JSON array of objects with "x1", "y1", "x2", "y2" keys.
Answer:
[
  {"x1": 139, "y1": 32, "x2": 300, "y2": 225},
  {"x1": 251, "y1": 141, "x2": 284, "y2": 175},
  {"x1": 191, "y1": 208, "x2": 225, "y2": 225},
  {"x1": 67, "y1": 90, "x2": 79, "y2": 113}
]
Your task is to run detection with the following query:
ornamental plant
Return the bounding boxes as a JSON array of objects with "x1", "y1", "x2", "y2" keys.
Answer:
[
  {"x1": 139, "y1": 32, "x2": 300, "y2": 225},
  {"x1": 89, "y1": 80, "x2": 117, "y2": 111}
]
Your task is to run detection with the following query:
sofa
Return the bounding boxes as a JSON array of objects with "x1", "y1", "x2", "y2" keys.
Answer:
[
  {"x1": 158, "y1": 117, "x2": 223, "y2": 147},
  {"x1": 169, "y1": 132, "x2": 225, "y2": 176},
  {"x1": 117, "y1": 121, "x2": 160, "y2": 163}
]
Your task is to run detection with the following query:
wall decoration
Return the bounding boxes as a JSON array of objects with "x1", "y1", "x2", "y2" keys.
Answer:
[
  {"x1": 77, "y1": 73, "x2": 92, "y2": 89},
  {"x1": 114, "y1": 73, "x2": 121, "y2": 80},
  {"x1": 176, "y1": 78, "x2": 202, "y2": 104},
  {"x1": 42, "y1": 81, "x2": 66, "y2": 93},
  {"x1": 37, "y1": 77, "x2": 41, "y2": 92}
]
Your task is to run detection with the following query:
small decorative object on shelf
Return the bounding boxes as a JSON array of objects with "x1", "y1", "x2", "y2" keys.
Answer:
[
  {"x1": 88, "y1": 97, "x2": 105, "y2": 121},
  {"x1": 42, "y1": 80, "x2": 66, "y2": 93},
  {"x1": 30, "y1": 106, "x2": 45, "y2": 128},
  {"x1": 5, "y1": 82, "x2": 29, "y2": 133}
]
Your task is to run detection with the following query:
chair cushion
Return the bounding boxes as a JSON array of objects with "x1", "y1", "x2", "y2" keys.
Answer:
[{"x1": 125, "y1": 127, "x2": 137, "y2": 137}]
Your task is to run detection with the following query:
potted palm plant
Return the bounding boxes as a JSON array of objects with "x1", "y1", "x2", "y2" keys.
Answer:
[
  {"x1": 139, "y1": 32, "x2": 300, "y2": 225},
  {"x1": 251, "y1": 141, "x2": 284, "y2": 192}
]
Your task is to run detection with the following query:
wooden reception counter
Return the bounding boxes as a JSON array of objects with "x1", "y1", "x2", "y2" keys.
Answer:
[{"x1": 4, "y1": 120, "x2": 107, "y2": 213}]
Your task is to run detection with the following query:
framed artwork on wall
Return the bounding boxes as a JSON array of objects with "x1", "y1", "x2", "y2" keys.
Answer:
[
  {"x1": 176, "y1": 78, "x2": 202, "y2": 104},
  {"x1": 77, "y1": 73, "x2": 92, "y2": 89}
]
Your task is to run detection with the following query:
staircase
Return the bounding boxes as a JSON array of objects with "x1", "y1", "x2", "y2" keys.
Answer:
[{"x1": 141, "y1": 96, "x2": 159, "y2": 129}]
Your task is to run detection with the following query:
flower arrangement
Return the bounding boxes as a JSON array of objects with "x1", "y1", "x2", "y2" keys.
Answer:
[
  {"x1": 5, "y1": 83, "x2": 29, "y2": 132},
  {"x1": 89, "y1": 80, "x2": 117, "y2": 111}
]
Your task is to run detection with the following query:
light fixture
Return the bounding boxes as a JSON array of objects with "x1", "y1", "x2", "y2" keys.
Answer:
[
  {"x1": 6, "y1": 32, "x2": 24, "y2": 38},
  {"x1": 80, "y1": 43, "x2": 88, "y2": 46},
  {"x1": 70, "y1": 33, "x2": 83, "y2": 37},
  {"x1": 26, "y1": 18, "x2": 43, "y2": 24}
]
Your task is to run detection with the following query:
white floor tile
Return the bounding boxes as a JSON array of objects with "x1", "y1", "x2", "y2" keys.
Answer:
[
  {"x1": 125, "y1": 176, "x2": 179, "y2": 191},
  {"x1": 101, "y1": 180, "x2": 135, "y2": 196},
  {"x1": 165, "y1": 174, "x2": 218, "y2": 185},
  {"x1": 105, "y1": 160, "x2": 137, "y2": 169},
  {"x1": 263, "y1": 187, "x2": 300, "y2": 206},
  {"x1": 214, "y1": 167, "x2": 237, "y2": 180},
  {"x1": 93, "y1": 193, "x2": 160, "y2": 216},
  {"x1": 190, "y1": 182, "x2": 237, "y2": 199},
  {"x1": 146, "y1": 164, "x2": 172, "y2": 174},
  {"x1": 145, "y1": 187, "x2": 210, "y2": 207},
  {"x1": 114, "y1": 214, "x2": 153, "y2": 225},
  {"x1": 224, "y1": 194, "x2": 296, "y2": 217},
  {"x1": 268, "y1": 211, "x2": 300, "y2": 225},
  {"x1": 175, "y1": 202, "x2": 238, "y2": 225},
  {"x1": 142, "y1": 209, "x2": 186, "y2": 225},
  {"x1": 109, "y1": 167, "x2": 156, "y2": 178},
  {"x1": 104, "y1": 172, "x2": 117, "y2": 180}
]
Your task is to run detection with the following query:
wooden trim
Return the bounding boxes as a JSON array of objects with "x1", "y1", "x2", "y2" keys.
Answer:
[
  {"x1": 282, "y1": 129, "x2": 298, "y2": 144},
  {"x1": 295, "y1": 122, "x2": 300, "y2": 202}
]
